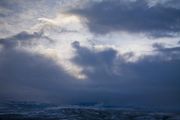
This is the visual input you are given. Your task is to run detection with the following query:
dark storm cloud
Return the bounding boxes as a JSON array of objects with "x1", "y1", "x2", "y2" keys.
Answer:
[
  {"x1": 0, "y1": 47, "x2": 73, "y2": 102},
  {"x1": 71, "y1": 41, "x2": 180, "y2": 109},
  {"x1": 0, "y1": 31, "x2": 180, "y2": 110},
  {"x1": 72, "y1": 41, "x2": 117, "y2": 69},
  {"x1": 0, "y1": 32, "x2": 83, "y2": 104},
  {"x1": 71, "y1": 0, "x2": 180, "y2": 37}
]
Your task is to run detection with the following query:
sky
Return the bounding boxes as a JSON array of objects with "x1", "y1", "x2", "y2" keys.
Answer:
[{"x1": 0, "y1": 0, "x2": 180, "y2": 110}]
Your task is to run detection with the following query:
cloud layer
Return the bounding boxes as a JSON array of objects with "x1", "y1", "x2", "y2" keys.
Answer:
[{"x1": 0, "y1": 0, "x2": 180, "y2": 111}]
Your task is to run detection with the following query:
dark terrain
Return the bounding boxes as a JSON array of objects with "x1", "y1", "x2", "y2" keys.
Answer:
[{"x1": 0, "y1": 101, "x2": 180, "y2": 120}]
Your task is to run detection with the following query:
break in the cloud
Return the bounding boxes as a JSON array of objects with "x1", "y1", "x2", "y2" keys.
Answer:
[{"x1": 0, "y1": 0, "x2": 180, "y2": 111}]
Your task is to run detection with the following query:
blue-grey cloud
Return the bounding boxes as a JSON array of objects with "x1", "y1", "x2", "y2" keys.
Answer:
[
  {"x1": 0, "y1": 34, "x2": 180, "y2": 110},
  {"x1": 153, "y1": 43, "x2": 180, "y2": 59},
  {"x1": 71, "y1": 0, "x2": 180, "y2": 37},
  {"x1": 71, "y1": 41, "x2": 180, "y2": 109},
  {"x1": 0, "y1": 32, "x2": 85, "y2": 104},
  {"x1": 0, "y1": 31, "x2": 54, "y2": 48}
]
